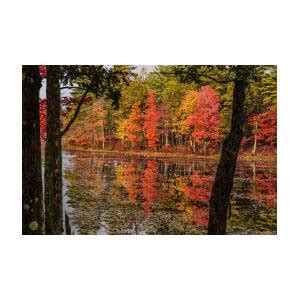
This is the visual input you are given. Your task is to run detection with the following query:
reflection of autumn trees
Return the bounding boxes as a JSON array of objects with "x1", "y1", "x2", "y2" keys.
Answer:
[
  {"x1": 234, "y1": 162, "x2": 277, "y2": 208},
  {"x1": 115, "y1": 160, "x2": 141, "y2": 203},
  {"x1": 184, "y1": 172, "x2": 213, "y2": 204},
  {"x1": 251, "y1": 162, "x2": 276, "y2": 208},
  {"x1": 124, "y1": 161, "x2": 140, "y2": 203},
  {"x1": 64, "y1": 152, "x2": 276, "y2": 234},
  {"x1": 142, "y1": 160, "x2": 159, "y2": 216},
  {"x1": 181, "y1": 171, "x2": 214, "y2": 228},
  {"x1": 225, "y1": 162, "x2": 277, "y2": 234}
]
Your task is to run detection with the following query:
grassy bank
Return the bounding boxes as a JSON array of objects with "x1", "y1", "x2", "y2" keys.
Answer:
[{"x1": 62, "y1": 145, "x2": 276, "y2": 162}]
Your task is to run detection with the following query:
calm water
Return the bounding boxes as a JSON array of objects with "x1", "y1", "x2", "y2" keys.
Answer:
[{"x1": 62, "y1": 150, "x2": 277, "y2": 235}]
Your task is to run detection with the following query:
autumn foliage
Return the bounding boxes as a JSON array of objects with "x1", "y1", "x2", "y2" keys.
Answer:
[
  {"x1": 186, "y1": 86, "x2": 221, "y2": 144},
  {"x1": 183, "y1": 172, "x2": 214, "y2": 204},
  {"x1": 56, "y1": 84, "x2": 276, "y2": 157},
  {"x1": 127, "y1": 102, "x2": 143, "y2": 149},
  {"x1": 143, "y1": 91, "x2": 161, "y2": 150},
  {"x1": 142, "y1": 160, "x2": 159, "y2": 216},
  {"x1": 251, "y1": 106, "x2": 277, "y2": 146},
  {"x1": 39, "y1": 99, "x2": 47, "y2": 140}
]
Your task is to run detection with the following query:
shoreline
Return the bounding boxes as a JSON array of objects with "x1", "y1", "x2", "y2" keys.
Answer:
[{"x1": 62, "y1": 145, "x2": 276, "y2": 162}]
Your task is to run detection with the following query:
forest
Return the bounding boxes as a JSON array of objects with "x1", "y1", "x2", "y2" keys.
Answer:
[{"x1": 22, "y1": 65, "x2": 277, "y2": 235}]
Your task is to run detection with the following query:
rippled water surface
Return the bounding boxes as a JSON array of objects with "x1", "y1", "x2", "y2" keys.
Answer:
[{"x1": 63, "y1": 150, "x2": 277, "y2": 235}]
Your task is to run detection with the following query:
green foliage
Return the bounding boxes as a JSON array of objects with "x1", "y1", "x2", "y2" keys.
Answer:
[{"x1": 118, "y1": 80, "x2": 148, "y2": 117}]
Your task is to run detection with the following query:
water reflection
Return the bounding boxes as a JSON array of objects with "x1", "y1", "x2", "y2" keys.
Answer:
[{"x1": 63, "y1": 151, "x2": 277, "y2": 235}]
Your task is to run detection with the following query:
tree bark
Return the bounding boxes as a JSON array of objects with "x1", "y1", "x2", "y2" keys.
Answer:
[
  {"x1": 207, "y1": 66, "x2": 254, "y2": 235},
  {"x1": 22, "y1": 65, "x2": 44, "y2": 234},
  {"x1": 44, "y1": 66, "x2": 63, "y2": 234},
  {"x1": 203, "y1": 141, "x2": 207, "y2": 156},
  {"x1": 252, "y1": 120, "x2": 258, "y2": 155}
]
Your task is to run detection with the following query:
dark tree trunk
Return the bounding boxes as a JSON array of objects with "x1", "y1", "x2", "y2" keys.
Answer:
[
  {"x1": 207, "y1": 66, "x2": 254, "y2": 235},
  {"x1": 44, "y1": 66, "x2": 63, "y2": 234},
  {"x1": 22, "y1": 65, "x2": 44, "y2": 234}
]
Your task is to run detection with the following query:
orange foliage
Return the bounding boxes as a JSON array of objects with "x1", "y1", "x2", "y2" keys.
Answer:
[
  {"x1": 141, "y1": 160, "x2": 158, "y2": 216},
  {"x1": 124, "y1": 161, "x2": 141, "y2": 203},
  {"x1": 127, "y1": 103, "x2": 143, "y2": 148},
  {"x1": 144, "y1": 91, "x2": 161, "y2": 150}
]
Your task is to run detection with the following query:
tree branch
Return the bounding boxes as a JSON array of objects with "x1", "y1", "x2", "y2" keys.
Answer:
[
  {"x1": 159, "y1": 71, "x2": 235, "y2": 84},
  {"x1": 200, "y1": 74, "x2": 235, "y2": 83},
  {"x1": 61, "y1": 89, "x2": 89, "y2": 136},
  {"x1": 60, "y1": 86, "x2": 85, "y2": 90}
]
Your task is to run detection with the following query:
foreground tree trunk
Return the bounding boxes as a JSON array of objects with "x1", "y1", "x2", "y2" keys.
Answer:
[
  {"x1": 44, "y1": 66, "x2": 63, "y2": 234},
  {"x1": 22, "y1": 65, "x2": 44, "y2": 234},
  {"x1": 207, "y1": 66, "x2": 254, "y2": 234}
]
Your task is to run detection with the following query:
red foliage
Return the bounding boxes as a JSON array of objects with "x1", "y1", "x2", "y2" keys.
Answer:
[
  {"x1": 39, "y1": 96, "x2": 92, "y2": 141},
  {"x1": 183, "y1": 172, "x2": 214, "y2": 204},
  {"x1": 114, "y1": 140, "x2": 124, "y2": 151},
  {"x1": 187, "y1": 86, "x2": 221, "y2": 142},
  {"x1": 39, "y1": 65, "x2": 47, "y2": 78},
  {"x1": 61, "y1": 96, "x2": 92, "y2": 117},
  {"x1": 143, "y1": 91, "x2": 161, "y2": 150},
  {"x1": 39, "y1": 99, "x2": 47, "y2": 141},
  {"x1": 192, "y1": 206, "x2": 209, "y2": 227},
  {"x1": 252, "y1": 170, "x2": 277, "y2": 208},
  {"x1": 249, "y1": 106, "x2": 277, "y2": 146},
  {"x1": 141, "y1": 160, "x2": 158, "y2": 216}
]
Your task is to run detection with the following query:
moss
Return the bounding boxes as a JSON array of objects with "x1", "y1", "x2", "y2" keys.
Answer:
[{"x1": 29, "y1": 221, "x2": 39, "y2": 231}]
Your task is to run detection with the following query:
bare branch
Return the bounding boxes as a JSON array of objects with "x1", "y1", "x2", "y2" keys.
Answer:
[{"x1": 61, "y1": 89, "x2": 89, "y2": 136}]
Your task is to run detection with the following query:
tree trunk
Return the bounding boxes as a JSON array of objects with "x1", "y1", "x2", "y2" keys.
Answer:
[
  {"x1": 203, "y1": 141, "x2": 207, "y2": 156},
  {"x1": 22, "y1": 65, "x2": 44, "y2": 234},
  {"x1": 165, "y1": 124, "x2": 169, "y2": 146},
  {"x1": 44, "y1": 66, "x2": 63, "y2": 234},
  {"x1": 252, "y1": 120, "x2": 258, "y2": 155},
  {"x1": 207, "y1": 66, "x2": 254, "y2": 235},
  {"x1": 102, "y1": 125, "x2": 105, "y2": 149}
]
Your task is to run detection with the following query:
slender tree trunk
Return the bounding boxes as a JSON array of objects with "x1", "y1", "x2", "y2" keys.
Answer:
[
  {"x1": 165, "y1": 124, "x2": 169, "y2": 146},
  {"x1": 207, "y1": 66, "x2": 254, "y2": 235},
  {"x1": 203, "y1": 141, "x2": 207, "y2": 156},
  {"x1": 189, "y1": 135, "x2": 193, "y2": 151},
  {"x1": 252, "y1": 120, "x2": 258, "y2": 156},
  {"x1": 22, "y1": 65, "x2": 44, "y2": 234},
  {"x1": 102, "y1": 126, "x2": 105, "y2": 149},
  {"x1": 44, "y1": 65, "x2": 63, "y2": 234}
]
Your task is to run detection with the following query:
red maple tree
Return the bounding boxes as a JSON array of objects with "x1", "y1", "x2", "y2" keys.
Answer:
[
  {"x1": 186, "y1": 86, "x2": 220, "y2": 153},
  {"x1": 247, "y1": 105, "x2": 277, "y2": 154}
]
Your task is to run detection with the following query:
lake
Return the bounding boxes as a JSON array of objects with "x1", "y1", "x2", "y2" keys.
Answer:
[{"x1": 62, "y1": 150, "x2": 277, "y2": 235}]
